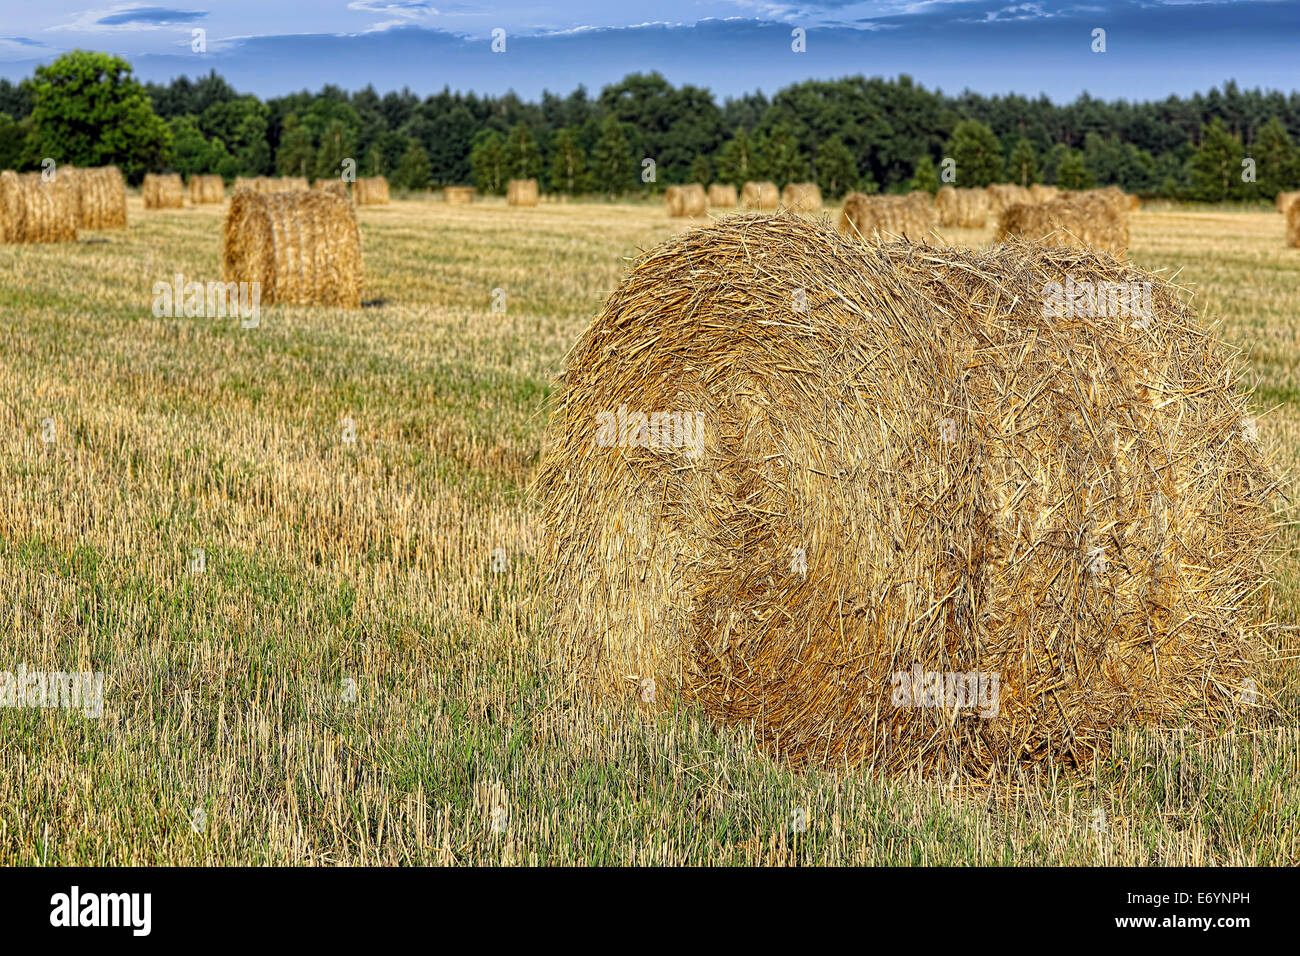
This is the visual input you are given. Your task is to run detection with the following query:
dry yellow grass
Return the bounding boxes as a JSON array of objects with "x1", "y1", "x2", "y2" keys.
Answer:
[{"x1": 0, "y1": 196, "x2": 1296, "y2": 864}]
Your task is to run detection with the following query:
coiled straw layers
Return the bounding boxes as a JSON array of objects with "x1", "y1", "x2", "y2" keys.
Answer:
[
  {"x1": 996, "y1": 192, "x2": 1130, "y2": 254},
  {"x1": 221, "y1": 190, "x2": 362, "y2": 308},
  {"x1": 189, "y1": 174, "x2": 224, "y2": 204},
  {"x1": 840, "y1": 191, "x2": 936, "y2": 241},
  {"x1": 67, "y1": 166, "x2": 127, "y2": 229},
  {"x1": 534, "y1": 214, "x2": 1277, "y2": 775},
  {"x1": 0, "y1": 170, "x2": 79, "y2": 243},
  {"x1": 142, "y1": 173, "x2": 183, "y2": 209}
]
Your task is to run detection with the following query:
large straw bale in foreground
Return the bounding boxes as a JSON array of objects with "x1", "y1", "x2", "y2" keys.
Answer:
[
  {"x1": 997, "y1": 193, "x2": 1130, "y2": 254},
  {"x1": 741, "y1": 181, "x2": 779, "y2": 210},
  {"x1": 66, "y1": 165, "x2": 127, "y2": 229},
  {"x1": 840, "y1": 191, "x2": 936, "y2": 241},
  {"x1": 934, "y1": 186, "x2": 988, "y2": 228},
  {"x1": 707, "y1": 183, "x2": 738, "y2": 207},
  {"x1": 506, "y1": 178, "x2": 538, "y2": 207},
  {"x1": 0, "y1": 170, "x2": 79, "y2": 243},
  {"x1": 142, "y1": 173, "x2": 183, "y2": 209},
  {"x1": 1288, "y1": 199, "x2": 1300, "y2": 248},
  {"x1": 781, "y1": 182, "x2": 822, "y2": 212},
  {"x1": 189, "y1": 174, "x2": 224, "y2": 204},
  {"x1": 534, "y1": 214, "x2": 1276, "y2": 774},
  {"x1": 222, "y1": 191, "x2": 362, "y2": 308},
  {"x1": 666, "y1": 183, "x2": 707, "y2": 217}
]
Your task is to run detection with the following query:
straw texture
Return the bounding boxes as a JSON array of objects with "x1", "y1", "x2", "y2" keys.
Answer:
[
  {"x1": 741, "y1": 181, "x2": 779, "y2": 210},
  {"x1": 142, "y1": 173, "x2": 183, "y2": 209},
  {"x1": 708, "y1": 184, "x2": 738, "y2": 207},
  {"x1": 221, "y1": 190, "x2": 362, "y2": 308},
  {"x1": 782, "y1": 182, "x2": 822, "y2": 212},
  {"x1": 189, "y1": 174, "x2": 224, "y2": 204},
  {"x1": 506, "y1": 179, "x2": 538, "y2": 207},
  {"x1": 840, "y1": 191, "x2": 936, "y2": 241},
  {"x1": 534, "y1": 214, "x2": 1278, "y2": 775},
  {"x1": 666, "y1": 184, "x2": 707, "y2": 217},
  {"x1": 996, "y1": 193, "x2": 1130, "y2": 254}
]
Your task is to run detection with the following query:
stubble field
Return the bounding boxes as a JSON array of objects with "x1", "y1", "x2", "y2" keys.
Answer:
[{"x1": 1, "y1": 196, "x2": 1297, "y2": 865}]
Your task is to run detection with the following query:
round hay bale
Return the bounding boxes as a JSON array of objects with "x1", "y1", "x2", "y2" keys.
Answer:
[
  {"x1": 354, "y1": 176, "x2": 390, "y2": 205},
  {"x1": 1127, "y1": 193, "x2": 1141, "y2": 211},
  {"x1": 781, "y1": 182, "x2": 822, "y2": 212},
  {"x1": 0, "y1": 170, "x2": 79, "y2": 243},
  {"x1": 1029, "y1": 183, "x2": 1059, "y2": 204},
  {"x1": 741, "y1": 181, "x2": 779, "y2": 211},
  {"x1": 1274, "y1": 191, "x2": 1299, "y2": 215},
  {"x1": 313, "y1": 179, "x2": 352, "y2": 203},
  {"x1": 445, "y1": 186, "x2": 475, "y2": 205},
  {"x1": 534, "y1": 214, "x2": 1277, "y2": 774},
  {"x1": 707, "y1": 183, "x2": 738, "y2": 208},
  {"x1": 189, "y1": 174, "x2": 224, "y2": 204},
  {"x1": 64, "y1": 165, "x2": 127, "y2": 230},
  {"x1": 987, "y1": 183, "x2": 1034, "y2": 216},
  {"x1": 506, "y1": 178, "x2": 538, "y2": 207},
  {"x1": 1287, "y1": 199, "x2": 1300, "y2": 248},
  {"x1": 666, "y1": 183, "x2": 707, "y2": 218},
  {"x1": 142, "y1": 173, "x2": 184, "y2": 209},
  {"x1": 935, "y1": 186, "x2": 989, "y2": 229},
  {"x1": 221, "y1": 190, "x2": 362, "y2": 308},
  {"x1": 840, "y1": 192, "x2": 936, "y2": 242},
  {"x1": 997, "y1": 193, "x2": 1129, "y2": 254}
]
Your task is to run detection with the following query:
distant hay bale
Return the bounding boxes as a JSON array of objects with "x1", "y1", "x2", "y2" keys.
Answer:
[
  {"x1": 66, "y1": 165, "x2": 126, "y2": 230},
  {"x1": 935, "y1": 186, "x2": 989, "y2": 228},
  {"x1": 840, "y1": 191, "x2": 936, "y2": 241},
  {"x1": 997, "y1": 193, "x2": 1129, "y2": 254},
  {"x1": 313, "y1": 179, "x2": 352, "y2": 202},
  {"x1": 354, "y1": 176, "x2": 390, "y2": 205},
  {"x1": 189, "y1": 174, "x2": 224, "y2": 204},
  {"x1": 534, "y1": 214, "x2": 1277, "y2": 774},
  {"x1": 666, "y1": 183, "x2": 707, "y2": 218},
  {"x1": 142, "y1": 173, "x2": 184, "y2": 209},
  {"x1": 221, "y1": 190, "x2": 362, "y2": 308},
  {"x1": 0, "y1": 170, "x2": 79, "y2": 243},
  {"x1": 1288, "y1": 200, "x2": 1300, "y2": 248},
  {"x1": 741, "y1": 181, "x2": 779, "y2": 210},
  {"x1": 781, "y1": 182, "x2": 822, "y2": 212},
  {"x1": 1029, "y1": 184, "x2": 1058, "y2": 203},
  {"x1": 987, "y1": 183, "x2": 1034, "y2": 216},
  {"x1": 444, "y1": 186, "x2": 475, "y2": 205},
  {"x1": 238, "y1": 176, "x2": 311, "y2": 195},
  {"x1": 707, "y1": 183, "x2": 738, "y2": 207},
  {"x1": 506, "y1": 178, "x2": 538, "y2": 207},
  {"x1": 1276, "y1": 191, "x2": 1300, "y2": 215}
]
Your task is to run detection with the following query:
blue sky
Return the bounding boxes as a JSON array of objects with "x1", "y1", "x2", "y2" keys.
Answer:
[{"x1": 0, "y1": 1, "x2": 1296, "y2": 102}]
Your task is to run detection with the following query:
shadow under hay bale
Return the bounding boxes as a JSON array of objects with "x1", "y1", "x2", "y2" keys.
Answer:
[
  {"x1": 781, "y1": 182, "x2": 822, "y2": 212},
  {"x1": 0, "y1": 170, "x2": 79, "y2": 243},
  {"x1": 506, "y1": 178, "x2": 538, "y2": 207},
  {"x1": 444, "y1": 186, "x2": 475, "y2": 205},
  {"x1": 189, "y1": 174, "x2": 224, "y2": 204},
  {"x1": 707, "y1": 183, "x2": 737, "y2": 208},
  {"x1": 997, "y1": 193, "x2": 1130, "y2": 254},
  {"x1": 666, "y1": 184, "x2": 707, "y2": 217},
  {"x1": 66, "y1": 166, "x2": 127, "y2": 230},
  {"x1": 221, "y1": 190, "x2": 362, "y2": 308},
  {"x1": 534, "y1": 214, "x2": 1278, "y2": 775},
  {"x1": 741, "y1": 181, "x2": 779, "y2": 210},
  {"x1": 935, "y1": 186, "x2": 989, "y2": 228},
  {"x1": 840, "y1": 191, "x2": 936, "y2": 241},
  {"x1": 142, "y1": 173, "x2": 184, "y2": 209}
]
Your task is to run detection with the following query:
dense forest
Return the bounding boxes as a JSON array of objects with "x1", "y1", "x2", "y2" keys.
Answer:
[{"x1": 2, "y1": 51, "x2": 1299, "y2": 201}]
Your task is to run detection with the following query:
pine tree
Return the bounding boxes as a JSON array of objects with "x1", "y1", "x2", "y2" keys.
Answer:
[
  {"x1": 395, "y1": 141, "x2": 431, "y2": 190},
  {"x1": 470, "y1": 130, "x2": 505, "y2": 195},
  {"x1": 908, "y1": 154, "x2": 939, "y2": 194},
  {"x1": 548, "y1": 127, "x2": 588, "y2": 195},
  {"x1": 762, "y1": 121, "x2": 808, "y2": 186},
  {"x1": 715, "y1": 128, "x2": 757, "y2": 187},
  {"x1": 503, "y1": 124, "x2": 543, "y2": 181},
  {"x1": 590, "y1": 115, "x2": 636, "y2": 198},
  {"x1": 1250, "y1": 117, "x2": 1300, "y2": 200},
  {"x1": 1190, "y1": 118, "x2": 1243, "y2": 201},
  {"x1": 817, "y1": 135, "x2": 859, "y2": 198},
  {"x1": 944, "y1": 120, "x2": 1003, "y2": 187},
  {"x1": 1007, "y1": 138, "x2": 1038, "y2": 187},
  {"x1": 1055, "y1": 149, "x2": 1092, "y2": 190}
]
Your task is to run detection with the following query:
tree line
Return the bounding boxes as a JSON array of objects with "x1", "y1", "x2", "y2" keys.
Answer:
[{"x1": 2, "y1": 51, "x2": 1299, "y2": 202}]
